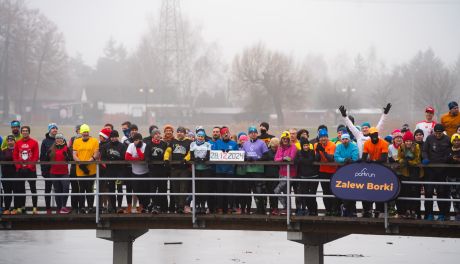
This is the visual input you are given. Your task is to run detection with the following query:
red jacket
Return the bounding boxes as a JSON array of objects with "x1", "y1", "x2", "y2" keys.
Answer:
[
  {"x1": 50, "y1": 145, "x2": 71, "y2": 175},
  {"x1": 13, "y1": 137, "x2": 39, "y2": 171}
]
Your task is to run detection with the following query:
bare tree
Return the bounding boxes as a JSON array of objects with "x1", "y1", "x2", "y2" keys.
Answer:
[{"x1": 231, "y1": 43, "x2": 308, "y2": 125}]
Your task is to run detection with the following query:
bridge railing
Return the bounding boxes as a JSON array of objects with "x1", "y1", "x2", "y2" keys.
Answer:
[{"x1": 1, "y1": 160, "x2": 460, "y2": 229}]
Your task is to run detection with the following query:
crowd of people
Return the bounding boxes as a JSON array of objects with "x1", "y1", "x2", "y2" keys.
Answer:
[{"x1": 0, "y1": 101, "x2": 459, "y2": 221}]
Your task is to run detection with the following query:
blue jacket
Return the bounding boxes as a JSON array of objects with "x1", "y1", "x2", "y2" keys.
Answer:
[
  {"x1": 212, "y1": 139, "x2": 238, "y2": 174},
  {"x1": 334, "y1": 142, "x2": 359, "y2": 163}
]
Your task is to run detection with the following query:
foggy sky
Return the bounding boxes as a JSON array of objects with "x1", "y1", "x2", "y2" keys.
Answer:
[{"x1": 30, "y1": 0, "x2": 460, "y2": 68}]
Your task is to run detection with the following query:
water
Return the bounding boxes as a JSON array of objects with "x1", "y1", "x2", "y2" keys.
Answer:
[{"x1": 0, "y1": 230, "x2": 458, "y2": 264}]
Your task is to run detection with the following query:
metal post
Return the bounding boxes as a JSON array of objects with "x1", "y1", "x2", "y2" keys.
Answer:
[
  {"x1": 384, "y1": 202, "x2": 388, "y2": 229},
  {"x1": 96, "y1": 163, "x2": 100, "y2": 224},
  {"x1": 192, "y1": 163, "x2": 196, "y2": 225},
  {"x1": 97, "y1": 229, "x2": 148, "y2": 264},
  {"x1": 287, "y1": 164, "x2": 291, "y2": 225}
]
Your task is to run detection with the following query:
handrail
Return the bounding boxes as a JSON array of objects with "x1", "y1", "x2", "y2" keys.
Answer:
[{"x1": 1, "y1": 160, "x2": 460, "y2": 229}]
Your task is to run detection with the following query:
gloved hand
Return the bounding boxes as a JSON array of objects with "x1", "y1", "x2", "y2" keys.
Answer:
[
  {"x1": 383, "y1": 103, "x2": 392, "y2": 115},
  {"x1": 339, "y1": 105, "x2": 347, "y2": 117},
  {"x1": 245, "y1": 157, "x2": 254, "y2": 162},
  {"x1": 183, "y1": 159, "x2": 188, "y2": 165},
  {"x1": 283, "y1": 156, "x2": 292, "y2": 162},
  {"x1": 344, "y1": 158, "x2": 352, "y2": 164},
  {"x1": 79, "y1": 164, "x2": 90, "y2": 175},
  {"x1": 316, "y1": 144, "x2": 325, "y2": 152},
  {"x1": 164, "y1": 160, "x2": 170, "y2": 168},
  {"x1": 422, "y1": 159, "x2": 430, "y2": 165},
  {"x1": 365, "y1": 159, "x2": 373, "y2": 164}
]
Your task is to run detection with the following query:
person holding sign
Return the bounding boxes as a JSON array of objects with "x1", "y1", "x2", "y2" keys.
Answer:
[
  {"x1": 361, "y1": 127, "x2": 389, "y2": 218},
  {"x1": 274, "y1": 131, "x2": 298, "y2": 215},
  {"x1": 314, "y1": 129, "x2": 339, "y2": 216},
  {"x1": 212, "y1": 127, "x2": 238, "y2": 214}
]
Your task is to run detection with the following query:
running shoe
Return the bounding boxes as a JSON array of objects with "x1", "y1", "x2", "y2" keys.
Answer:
[
  {"x1": 59, "y1": 207, "x2": 71, "y2": 214},
  {"x1": 32, "y1": 207, "x2": 38, "y2": 215},
  {"x1": 437, "y1": 214, "x2": 446, "y2": 221},
  {"x1": 2, "y1": 209, "x2": 11, "y2": 215}
]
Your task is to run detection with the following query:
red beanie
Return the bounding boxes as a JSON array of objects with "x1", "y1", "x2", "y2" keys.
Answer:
[
  {"x1": 402, "y1": 131, "x2": 414, "y2": 142},
  {"x1": 99, "y1": 128, "x2": 111, "y2": 139}
]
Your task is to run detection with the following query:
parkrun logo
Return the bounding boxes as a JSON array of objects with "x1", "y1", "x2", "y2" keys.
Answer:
[
  {"x1": 331, "y1": 163, "x2": 400, "y2": 202},
  {"x1": 354, "y1": 168, "x2": 375, "y2": 178}
]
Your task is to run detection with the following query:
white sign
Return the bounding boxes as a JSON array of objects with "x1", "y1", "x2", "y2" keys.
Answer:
[{"x1": 210, "y1": 150, "x2": 245, "y2": 162}]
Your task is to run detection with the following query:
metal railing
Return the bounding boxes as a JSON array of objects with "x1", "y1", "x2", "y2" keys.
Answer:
[{"x1": 1, "y1": 160, "x2": 460, "y2": 229}]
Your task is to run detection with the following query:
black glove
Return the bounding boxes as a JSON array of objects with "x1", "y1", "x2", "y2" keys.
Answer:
[
  {"x1": 365, "y1": 159, "x2": 373, "y2": 164},
  {"x1": 164, "y1": 160, "x2": 170, "y2": 168},
  {"x1": 344, "y1": 158, "x2": 352, "y2": 164},
  {"x1": 383, "y1": 103, "x2": 392, "y2": 114},
  {"x1": 79, "y1": 164, "x2": 90, "y2": 175},
  {"x1": 183, "y1": 159, "x2": 188, "y2": 165},
  {"x1": 246, "y1": 157, "x2": 254, "y2": 162},
  {"x1": 316, "y1": 144, "x2": 325, "y2": 152},
  {"x1": 339, "y1": 105, "x2": 347, "y2": 117}
]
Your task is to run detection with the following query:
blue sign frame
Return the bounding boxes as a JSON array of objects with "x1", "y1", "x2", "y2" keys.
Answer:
[{"x1": 330, "y1": 163, "x2": 400, "y2": 202}]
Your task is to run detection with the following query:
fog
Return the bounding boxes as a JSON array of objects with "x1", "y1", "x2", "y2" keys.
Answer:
[{"x1": 1, "y1": 0, "x2": 460, "y2": 134}]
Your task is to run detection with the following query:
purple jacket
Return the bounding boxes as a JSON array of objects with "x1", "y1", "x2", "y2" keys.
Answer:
[
  {"x1": 274, "y1": 144, "x2": 298, "y2": 177},
  {"x1": 242, "y1": 139, "x2": 268, "y2": 160}
]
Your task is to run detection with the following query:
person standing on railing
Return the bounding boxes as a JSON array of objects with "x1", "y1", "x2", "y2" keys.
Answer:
[
  {"x1": 45, "y1": 133, "x2": 72, "y2": 214},
  {"x1": 1, "y1": 120, "x2": 22, "y2": 151},
  {"x1": 40, "y1": 123, "x2": 59, "y2": 214},
  {"x1": 1, "y1": 135, "x2": 17, "y2": 215},
  {"x1": 441, "y1": 101, "x2": 460, "y2": 138},
  {"x1": 212, "y1": 127, "x2": 238, "y2": 214},
  {"x1": 164, "y1": 126, "x2": 191, "y2": 214},
  {"x1": 242, "y1": 126, "x2": 269, "y2": 215},
  {"x1": 144, "y1": 129, "x2": 168, "y2": 214},
  {"x1": 190, "y1": 130, "x2": 212, "y2": 214},
  {"x1": 339, "y1": 104, "x2": 392, "y2": 158},
  {"x1": 422, "y1": 124, "x2": 451, "y2": 221},
  {"x1": 447, "y1": 133, "x2": 460, "y2": 221},
  {"x1": 361, "y1": 127, "x2": 389, "y2": 218},
  {"x1": 68, "y1": 125, "x2": 82, "y2": 213},
  {"x1": 334, "y1": 133, "x2": 359, "y2": 217},
  {"x1": 314, "y1": 128, "x2": 339, "y2": 216},
  {"x1": 12, "y1": 126, "x2": 39, "y2": 214},
  {"x1": 397, "y1": 131, "x2": 422, "y2": 219},
  {"x1": 100, "y1": 130, "x2": 126, "y2": 214},
  {"x1": 295, "y1": 137, "x2": 318, "y2": 216},
  {"x1": 264, "y1": 137, "x2": 280, "y2": 216},
  {"x1": 72, "y1": 124, "x2": 99, "y2": 214},
  {"x1": 274, "y1": 131, "x2": 298, "y2": 216},
  {"x1": 124, "y1": 133, "x2": 149, "y2": 213}
]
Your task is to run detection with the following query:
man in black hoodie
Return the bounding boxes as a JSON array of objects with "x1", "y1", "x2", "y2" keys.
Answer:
[
  {"x1": 39, "y1": 123, "x2": 58, "y2": 214},
  {"x1": 100, "y1": 130, "x2": 126, "y2": 213},
  {"x1": 422, "y1": 124, "x2": 451, "y2": 221}
]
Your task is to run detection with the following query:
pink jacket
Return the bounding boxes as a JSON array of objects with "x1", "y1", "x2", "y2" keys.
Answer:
[{"x1": 274, "y1": 144, "x2": 298, "y2": 177}]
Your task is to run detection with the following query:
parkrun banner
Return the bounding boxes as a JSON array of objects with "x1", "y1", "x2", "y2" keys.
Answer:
[{"x1": 330, "y1": 163, "x2": 400, "y2": 202}]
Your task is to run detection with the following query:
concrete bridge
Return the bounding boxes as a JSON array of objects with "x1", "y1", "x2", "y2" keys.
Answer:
[{"x1": 1, "y1": 213, "x2": 460, "y2": 264}]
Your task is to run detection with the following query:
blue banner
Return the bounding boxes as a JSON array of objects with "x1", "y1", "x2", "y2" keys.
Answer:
[{"x1": 330, "y1": 163, "x2": 400, "y2": 202}]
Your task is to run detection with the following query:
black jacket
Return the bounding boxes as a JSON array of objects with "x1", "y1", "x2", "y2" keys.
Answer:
[
  {"x1": 423, "y1": 134, "x2": 451, "y2": 163},
  {"x1": 295, "y1": 150, "x2": 318, "y2": 177},
  {"x1": 1, "y1": 148, "x2": 16, "y2": 177},
  {"x1": 100, "y1": 141, "x2": 127, "y2": 173},
  {"x1": 40, "y1": 133, "x2": 56, "y2": 175}
]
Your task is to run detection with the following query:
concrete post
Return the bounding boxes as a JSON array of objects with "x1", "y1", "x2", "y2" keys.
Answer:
[
  {"x1": 287, "y1": 231, "x2": 346, "y2": 264},
  {"x1": 97, "y1": 229, "x2": 148, "y2": 264}
]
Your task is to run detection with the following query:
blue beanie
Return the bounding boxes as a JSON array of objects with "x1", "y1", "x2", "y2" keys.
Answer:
[
  {"x1": 248, "y1": 126, "x2": 258, "y2": 134},
  {"x1": 448, "y1": 101, "x2": 458, "y2": 110},
  {"x1": 48, "y1": 123, "x2": 58, "y2": 132},
  {"x1": 318, "y1": 129, "x2": 328, "y2": 138},
  {"x1": 11, "y1": 120, "x2": 21, "y2": 127},
  {"x1": 384, "y1": 135, "x2": 393, "y2": 144}
]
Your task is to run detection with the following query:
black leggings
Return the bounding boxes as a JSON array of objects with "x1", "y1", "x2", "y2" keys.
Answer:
[
  {"x1": 42, "y1": 172, "x2": 53, "y2": 209},
  {"x1": 78, "y1": 175, "x2": 95, "y2": 208},
  {"x1": 131, "y1": 173, "x2": 151, "y2": 208},
  {"x1": 1, "y1": 172, "x2": 15, "y2": 209},
  {"x1": 296, "y1": 176, "x2": 319, "y2": 215}
]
